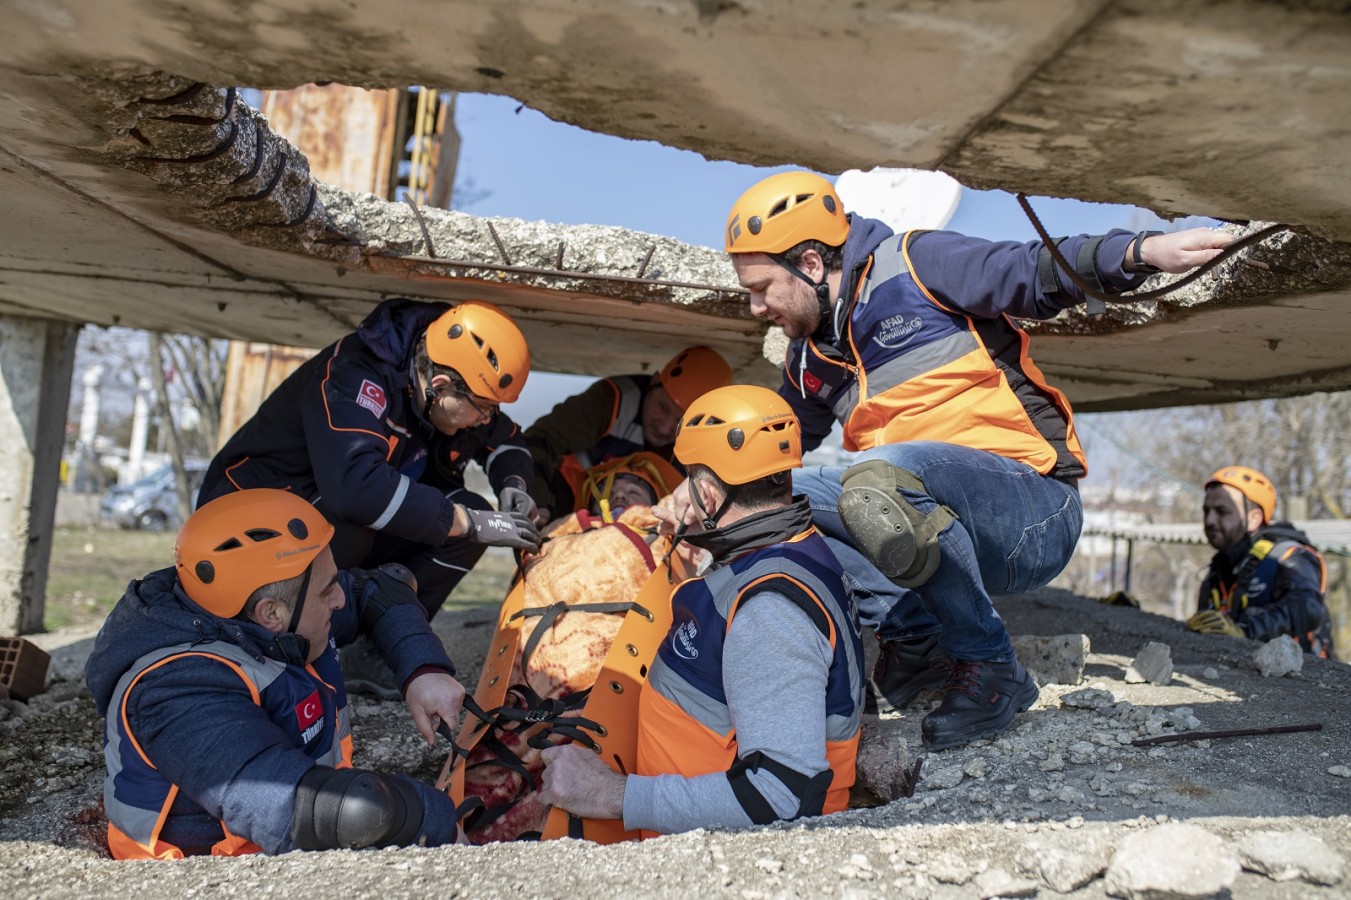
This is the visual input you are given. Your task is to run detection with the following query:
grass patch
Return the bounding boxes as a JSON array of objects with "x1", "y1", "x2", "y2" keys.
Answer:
[
  {"x1": 44, "y1": 526, "x2": 515, "y2": 632},
  {"x1": 47, "y1": 526, "x2": 173, "y2": 631}
]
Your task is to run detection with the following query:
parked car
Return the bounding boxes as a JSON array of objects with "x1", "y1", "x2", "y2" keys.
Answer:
[{"x1": 100, "y1": 462, "x2": 208, "y2": 532}]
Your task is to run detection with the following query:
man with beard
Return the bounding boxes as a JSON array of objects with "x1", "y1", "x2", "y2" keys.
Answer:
[{"x1": 1189, "y1": 465, "x2": 1333, "y2": 657}]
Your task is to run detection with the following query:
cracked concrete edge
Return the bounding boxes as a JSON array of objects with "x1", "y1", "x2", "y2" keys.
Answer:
[
  {"x1": 63, "y1": 68, "x2": 1351, "y2": 363},
  {"x1": 86, "y1": 70, "x2": 750, "y2": 315},
  {"x1": 1024, "y1": 224, "x2": 1351, "y2": 337}
]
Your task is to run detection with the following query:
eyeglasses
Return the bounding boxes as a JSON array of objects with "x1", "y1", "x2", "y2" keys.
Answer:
[{"x1": 452, "y1": 387, "x2": 497, "y2": 421}]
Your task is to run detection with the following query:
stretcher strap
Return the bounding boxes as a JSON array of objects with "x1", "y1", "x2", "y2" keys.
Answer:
[{"x1": 540, "y1": 559, "x2": 681, "y2": 843}]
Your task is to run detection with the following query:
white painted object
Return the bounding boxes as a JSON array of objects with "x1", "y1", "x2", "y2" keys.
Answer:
[{"x1": 834, "y1": 167, "x2": 962, "y2": 232}]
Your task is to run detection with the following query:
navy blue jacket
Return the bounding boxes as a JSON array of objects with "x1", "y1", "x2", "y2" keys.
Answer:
[
  {"x1": 85, "y1": 567, "x2": 459, "y2": 854},
  {"x1": 1199, "y1": 523, "x2": 1334, "y2": 656},
  {"x1": 201, "y1": 299, "x2": 532, "y2": 544},
  {"x1": 785, "y1": 217, "x2": 1147, "y2": 453}
]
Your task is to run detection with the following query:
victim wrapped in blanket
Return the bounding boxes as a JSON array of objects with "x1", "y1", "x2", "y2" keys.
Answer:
[{"x1": 442, "y1": 454, "x2": 683, "y2": 843}]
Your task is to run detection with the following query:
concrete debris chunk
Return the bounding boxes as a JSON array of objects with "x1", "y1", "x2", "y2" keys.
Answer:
[
  {"x1": 1010, "y1": 634, "x2": 1089, "y2": 686},
  {"x1": 1328, "y1": 766, "x2": 1351, "y2": 778},
  {"x1": 1061, "y1": 687, "x2": 1116, "y2": 710},
  {"x1": 1038, "y1": 845, "x2": 1109, "y2": 893},
  {"x1": 1104, "y1": 823, "x2": 1240, "y2": 899},
  {"x1": 1125, "y1": 641, "x2": 1173, "y2": 685},
  {"x1": 975, "y1": 867, "x2": 1038, "y2": 898},
  {"x1": 1238, "y1": 829, "x2": 1345, "y2": 885},
  {"x1": 1254, "y1": 635, "x2": 1303, "y2": 677},
  {"x1": 850, "y1": 717, "x2": 913, "y2": 805},
  {"x1": 930, "y1": 852, "x2": 983, "y2": 885},
  {"x1": 922, "y1": 765, "x2": 965, "y2": 791}
]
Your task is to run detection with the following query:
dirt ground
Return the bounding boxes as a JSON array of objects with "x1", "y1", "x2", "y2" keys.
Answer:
[{"x1": 2, "y1": 587, "x2": 1348, "y2": 898}]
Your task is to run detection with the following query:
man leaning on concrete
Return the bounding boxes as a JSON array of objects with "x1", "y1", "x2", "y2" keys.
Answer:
[
  {"x1": 538, "y1": 385, "x2": 866, "y2": 835},
  {"x1": 85, "y1": 489, "x2": 467, "y2": 858},
  {"x1": 1189, "y1": 465, "x2": 1334, "y2": 657},
  {"x1": 720, "y1": 171, "x2": 1235, "y2": 750}
]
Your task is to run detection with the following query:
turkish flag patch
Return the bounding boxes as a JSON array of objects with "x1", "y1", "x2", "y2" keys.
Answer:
[
  {"x1": 295, "y1": 690, "x2": 322, "y2": 731},
  {"x1": 356, "y1": 379, "x2": 387, "y2": 417},
  {"x1": 802, "y1": 370, "x2": 823, "y2": 396}
]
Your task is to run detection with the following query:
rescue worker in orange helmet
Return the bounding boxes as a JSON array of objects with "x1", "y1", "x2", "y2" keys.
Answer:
[
  {"x1": 524, "y1": 345, "x2": 733, "y2": 521},
  {"x1": 199, "y1": 299, "x2": 543, "y2": 698},
  {"x1": 696, "y1": 171, "x2": 1235, "y2": 751},
  {"x1": 539, "y1": 385, "x2": 866, "y2": 835},
  {"x1": 1189, "y1": 465, "x2": 1334, "y2": 656},
  {"x1": 84, "y1": 490, "x2": 469, "y2": 859}
]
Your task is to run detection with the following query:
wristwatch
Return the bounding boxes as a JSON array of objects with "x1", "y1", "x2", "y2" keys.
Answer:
[{"x1": 1130, "y1": 230, "x2": 1163, "y2": 274}]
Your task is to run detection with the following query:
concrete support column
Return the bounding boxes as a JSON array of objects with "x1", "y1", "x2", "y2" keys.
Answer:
[{"x1": 0, "y1": 315, "x2": 79, "y2": 634}]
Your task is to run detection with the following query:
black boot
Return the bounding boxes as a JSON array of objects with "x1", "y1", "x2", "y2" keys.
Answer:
[
  {"x1": 920, "y1": 657, "x2": 1038, "y2": 750},
  {"x1": 871, "y1": 634, "x2": 951, "y2": 712}
]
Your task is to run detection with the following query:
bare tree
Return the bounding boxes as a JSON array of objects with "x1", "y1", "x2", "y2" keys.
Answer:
[{"x1": 148, "y1": 332, "x2": 228, "y2": 521}]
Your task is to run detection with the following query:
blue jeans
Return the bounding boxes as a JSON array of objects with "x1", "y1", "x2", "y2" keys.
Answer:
[{"x1": 794, "y1": 441, "x2": 1083, "y2": 662}]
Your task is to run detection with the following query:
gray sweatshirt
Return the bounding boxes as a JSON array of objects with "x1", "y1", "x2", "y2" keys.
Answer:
[{"x1": 621, "y1": 592, "x2": 833, "y2": 833}]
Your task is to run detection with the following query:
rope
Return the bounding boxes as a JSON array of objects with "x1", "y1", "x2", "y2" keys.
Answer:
[{"x1": 1014, "y1": 193, "x2": 1289, "y2": 305}]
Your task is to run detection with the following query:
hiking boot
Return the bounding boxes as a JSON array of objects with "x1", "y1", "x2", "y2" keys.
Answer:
[
  {"x1": 339, "y1": 636, "x2": 401, "y2": 701},
  {"x1": 920, "y1": 657, "x2": 1038, "y2": 751},
  {"x1": 871, "y1": 634, "x2": 951, "y2": 712}
]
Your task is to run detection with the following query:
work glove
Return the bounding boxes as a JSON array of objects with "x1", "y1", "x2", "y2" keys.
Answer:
[
  {"x1": 1101, "y1": 590, "x2": 1141, "y2": 608},
  {"x1": 461, "y1": 507, "x2": 542, "y2": 553},
  {"x1": 1187, "y1": 609, "x2": 1245, "y2": 637},
  {"x1": 498, "y1": 483, "x2": 545, "y2": 526}
]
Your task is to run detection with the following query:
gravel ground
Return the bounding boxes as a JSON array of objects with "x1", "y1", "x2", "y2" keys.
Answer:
[{"x1": 2, "y1": 588, "x2": 1348, "y2": 898}]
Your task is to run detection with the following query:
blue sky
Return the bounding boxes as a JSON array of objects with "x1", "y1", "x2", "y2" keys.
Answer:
[
  {"x1": 451, "y1": 93, "x2": 1164, "y2": 249},
  {"x1": 450, "y1": 92, "x2": 1192, "y2": 487}
]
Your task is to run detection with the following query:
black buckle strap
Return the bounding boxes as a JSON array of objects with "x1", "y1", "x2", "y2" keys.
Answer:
[{"x1": 443, "y1": 597, "x2": 647, "y2": 837}]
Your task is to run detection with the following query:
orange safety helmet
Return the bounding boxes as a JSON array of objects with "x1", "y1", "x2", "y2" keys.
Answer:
[
  {"x1": 657, "y1": 346, "x2": 733, "y2": 411},
  {"x1": 175, "y1": 489, "x2": 335, "y2": 618},
  {"x1": 724, "y1": 171, "x2": 850, "y2": 256},
  {"x1": 577, "y1": 451, "x2": 684, "y2": 519},
  {"x1": 1206, "y1": 465, "x2": 1277, "y2": 524},
  {"x1": 674, "y1": 385, "x2": 801, "y2": 485},
  {"x1": 425, "y1": 301, "x2": 530, "y2": 404}
]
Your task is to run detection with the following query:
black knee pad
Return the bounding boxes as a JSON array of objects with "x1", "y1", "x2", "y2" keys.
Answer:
[
  {"x1": 838, "y1": 459, "x2": 953, "y2": 588},
  {"x1": 291, "y1": 767, "x2": 424, "y2": 850}
]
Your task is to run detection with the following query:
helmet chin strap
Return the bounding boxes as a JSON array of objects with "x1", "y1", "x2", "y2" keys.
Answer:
[
  {"x1": 410, "y1": 356, "x2": 438, "y2": 423},
  {"x1": 286, "y1": 564, "x2": 314, "y2": 636},
  {"x1": 769, "y1": 254, "x2": 835, "y2": 337},
  {"x1": 689, "y1": 472, "x2": 740, "y2": 532}
]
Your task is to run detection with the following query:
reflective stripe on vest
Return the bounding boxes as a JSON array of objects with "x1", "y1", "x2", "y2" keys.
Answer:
[
  {"x1": 103, "y1": 641, "x2": 351, "y2": 860},
  {"x1": 1209, "y1": 538, "x2": 1328, "y2": 611},
  {"x1": 574, "y1": 376, "x2": 647, "y2": 471},
  {"x1": 789, "y1": 231, "x2": 1087, "y2": 477},
  {"x1": 635, "y1": 530, "x2": 864, "y2": 820}
]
